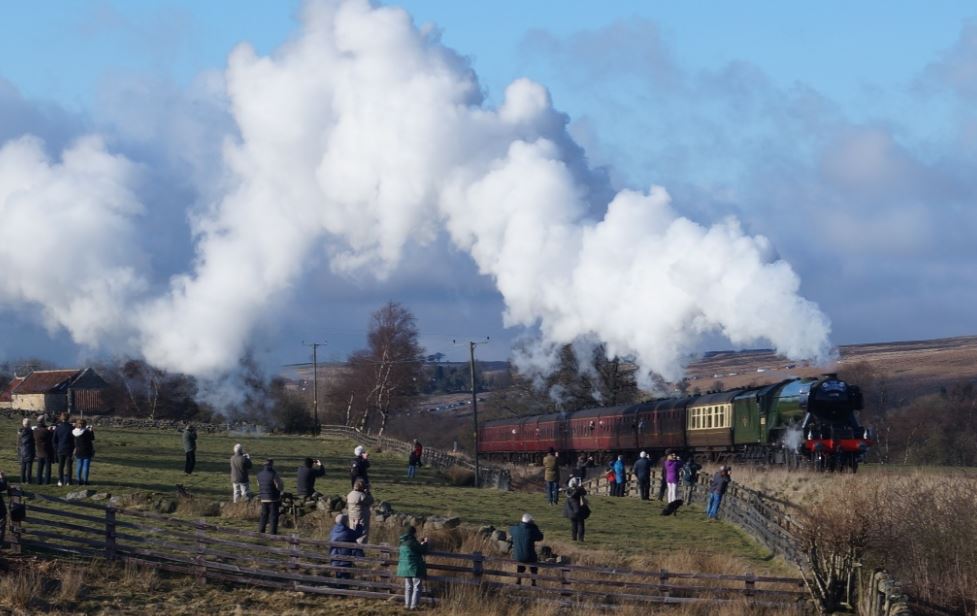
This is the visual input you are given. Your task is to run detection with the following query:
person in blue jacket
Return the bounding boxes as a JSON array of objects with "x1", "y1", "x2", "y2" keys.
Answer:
[
  {"x1": 329, "y1": 513, "x2": 364, "y2": 579},
  {"x1": 612, "y1": 455, "x2": 626, "y2": 497}
]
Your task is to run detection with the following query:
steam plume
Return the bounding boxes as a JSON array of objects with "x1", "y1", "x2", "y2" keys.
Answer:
[{"x1": 0, "y1": 0, "x2": 832, "y2": 382}]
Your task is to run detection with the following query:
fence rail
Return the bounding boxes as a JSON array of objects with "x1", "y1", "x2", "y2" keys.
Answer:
[{"x1": 8, "y1": 489, "x2": 807, "y2": 610}]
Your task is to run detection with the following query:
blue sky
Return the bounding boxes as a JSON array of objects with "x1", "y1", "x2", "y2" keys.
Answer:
[{"x1": 2, "y1": 1, "x2": 976, "y2": 374}]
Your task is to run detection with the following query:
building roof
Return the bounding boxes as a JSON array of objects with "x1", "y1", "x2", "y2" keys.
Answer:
[
  {"x1": 12, "y1": 370, "x2": 82, "y2": 395},
  {"x1": 0, "y1": 376, "x2": 25, "y2": 403}
]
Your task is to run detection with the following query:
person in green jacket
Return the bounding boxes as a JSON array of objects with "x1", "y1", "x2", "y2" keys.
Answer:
[{"x1": 396, "y1": 526, "x2": 429, "y2": 610}]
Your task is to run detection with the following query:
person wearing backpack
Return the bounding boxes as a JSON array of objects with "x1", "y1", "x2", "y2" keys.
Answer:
[{"x1": 563, "y1": 477, "x2": 591, "y2": 541}]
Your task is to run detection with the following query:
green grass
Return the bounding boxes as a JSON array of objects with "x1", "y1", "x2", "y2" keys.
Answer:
[{"x1": 0, "y1": 417, "x2": 783, "y2": 572}]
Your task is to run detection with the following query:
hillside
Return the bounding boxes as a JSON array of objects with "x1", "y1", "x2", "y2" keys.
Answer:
[{"x1": 684, "y1": 335, "x2": 977, "y2": 400}]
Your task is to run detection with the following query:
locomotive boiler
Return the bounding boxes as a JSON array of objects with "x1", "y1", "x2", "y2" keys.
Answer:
[{"x1": 478, "y1": 375, "x2": 870, "y2": 471}]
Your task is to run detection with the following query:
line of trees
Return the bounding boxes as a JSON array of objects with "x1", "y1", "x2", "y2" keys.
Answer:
[{"x1": 840, "y1": 361, "x2": 977, "y2": 465}]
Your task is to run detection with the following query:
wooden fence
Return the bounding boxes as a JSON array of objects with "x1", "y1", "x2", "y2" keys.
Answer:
[
  {"x1": 319, "y1": 424, "x2": 512, "y2": 490},
  {"x1": 9, "y1": 489, "x2": 809, "y2": 610}
]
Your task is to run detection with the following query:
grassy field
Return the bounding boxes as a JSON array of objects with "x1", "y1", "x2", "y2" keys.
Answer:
[
  {"x1": 0, "y1": 417, "x2": 783, "y2": 569},
  {"x1": 0, "y1": 417, "x2": 807, "y2": 614}
]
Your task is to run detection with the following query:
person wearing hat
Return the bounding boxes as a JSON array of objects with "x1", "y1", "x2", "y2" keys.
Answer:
[
  {"x1": 396, "y1": 526, "x2": 429, "y2": 610},
  {"x1": 707, "y1": 465, "x2": 732, "y2": 521},
  {"x1": 633, "y1": 451, "x2": 652, "y2": 500},
  {"x1": 257, "y1": 459, "x2": 284, "y2": 534},
  {"x1": 564, "y1": 477, "x2": 590, "y2": 541},
  {"x1": 349, "y1": 445, "x2": 370, "y2": 489},
  {"x1": 509, "y1": 513, "x2": 544, "y2": 586}
]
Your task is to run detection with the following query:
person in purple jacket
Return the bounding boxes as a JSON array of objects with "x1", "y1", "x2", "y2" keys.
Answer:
[{"x1": 664, "y1": 451, "x2": 683, "y2": 503}]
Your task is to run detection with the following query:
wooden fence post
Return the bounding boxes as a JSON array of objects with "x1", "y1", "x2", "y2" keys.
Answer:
[
  {"x1": 472, "y1": 551, "x2": 484, "y2": 580},
  {"x1": 105, "y1": 506, "x2": 117, "y2": 560},
  {"x1": 380, "y1": 544, "x2": 393, "y2": 594},
  {"x1": 745, "y1": 572, "x2": 756, "y2": 597},
  {"x1": 194, "y1": 525, "x2": 207, "y2": 585},
  {"x1": 288, "y1": 534, "x2": 300, "y2": 574},
  {"x1": 659, "y1": 568, "x2": 670, "y2": 599},
  {"x1": 560, "y1": 566, "x2": 571, "y2": 596}
]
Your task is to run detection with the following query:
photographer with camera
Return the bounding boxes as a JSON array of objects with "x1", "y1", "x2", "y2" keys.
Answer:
[{"x1": 296, "y1": 457, "x2": 325, "y2": 499}]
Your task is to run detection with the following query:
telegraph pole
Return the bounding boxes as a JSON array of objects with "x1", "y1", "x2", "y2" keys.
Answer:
[
  {"x1": 302, "y1": 341, "x2": 326, "y2": 436},
  {"x1": 456, "y1": 337, "x2": 489, "y2": 487}
]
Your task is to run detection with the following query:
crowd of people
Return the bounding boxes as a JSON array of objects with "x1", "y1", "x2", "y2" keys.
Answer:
[
  {"x1": 15, "y1": 413, "x2": 95, "y2": 486},
  {"x1": 539, "y1": 448, "x2": 733, "y2": 541},
  {"x1": 5, "y1": 416, "x2": 741, "y2": 608}
]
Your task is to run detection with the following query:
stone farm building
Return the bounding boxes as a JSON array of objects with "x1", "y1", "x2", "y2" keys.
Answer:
[{"x1": 0, "y1": 368, "x2": 110, "y2": 415}]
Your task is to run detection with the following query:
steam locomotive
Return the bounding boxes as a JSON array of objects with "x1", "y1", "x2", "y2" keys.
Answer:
[{"x1": 478, "y1": 375, "x2": 871, "y2": 471}]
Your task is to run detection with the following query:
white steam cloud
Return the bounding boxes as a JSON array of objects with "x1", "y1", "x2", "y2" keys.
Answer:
[{"x1": 0, "y1": 0, "x2": 831, "y2": 381}]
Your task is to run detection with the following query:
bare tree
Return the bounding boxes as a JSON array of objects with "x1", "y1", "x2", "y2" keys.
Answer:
[{"x1": 330, "y1": 302, "x2": 424, "y2": 436}]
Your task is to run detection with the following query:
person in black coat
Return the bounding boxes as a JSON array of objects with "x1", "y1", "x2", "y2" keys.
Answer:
[
  {"x1": 72, "y1": 420, "x2": 95, "y2": 485},
  {"x1": 17, "y1": 419, "x2": 35, "y2": 484},
  {"x1": 563, "y1": 477, "x2": 590, "y2": 541},
  {"x1": 257, "y1": 459, "x2": 284, "y2": 534},
  {"x1": 52, "y1": 413, "x2": 75, "y2": 486},
  {"x1": 296, "y1": 457, "x2": 325, "y2": 498},
  {"x1": 632, "y1": 451, "x2": 652, "y2": 500},
  {"x1": 350, "y1": 445, "x2": 370, "y2": 489},
  {"x1": 33, "y1": 417, "x2": 54, "y2": 485},
  {"x1": 509, "y1": 513, "x2": 544, "y2": 586}
]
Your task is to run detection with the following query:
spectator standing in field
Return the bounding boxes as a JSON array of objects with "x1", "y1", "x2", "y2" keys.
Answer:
[
  {"x1": 509, "y1": 513, "x2": 544, "y2": 586},
  {"x1": 407, "y1": 440, "x2": 422, "y2": 479},
  {"x1": 612, "y1": 455, "x2": 626, "y2": 497},
  {"x1": 397, "y1": 526, "x2": 429, "y2": 610},
  {"x1": 182, "y1": 425, "x2": 198, "y2": 475},
  {"x1": 682, "y1": 456, "x2": 702, "y2": 504},
  {"x1": 229, "y1": 444, "x2": 253, "y2": 503},
  {"x1": 605, "y1": 464, "x2": 617, "y2": 497},
  {"x1": 350, "y1": 445, "x2": 370, "y2": 489},
  {"x1": 542, "y1": 448, "x2": 560, "y2": 505},
  {"x1": 329, "y1": 513, "x2": 364, "y2": 579},
  {"x1": 52, "y1": 413, "x2": 74, "y2": 486},
  {"x1": 633, "y1": 451, "x2": 652, "y2": 500},
  {"x1": 33, "y1": 416, "x2": 54, "y2": 485},
  {"x1": 564, "y1": 477, "x2": 590, "y2": 542},
  {"x1": 17, "y1": 418, "x2": 35, "y2": 485},
  {"x1": 707, "y1": 466, "x2": 732, "y2": 521},
  {"x1": 346, "y1": 478, "x2": 374, "y2": 544},
  {"x1": 257, "y1": 459, "x2": 284, "y2": 534},
  {"x1": 573, "y1": 454, "x2": 591, "y2": 481},
  {"x1": 296, "y1": 457, "x2": 325, "y2": 498},
  {"x1": 664, "y1": 451, "x2": 683, "y2": 503},
  {"x1": 72, "y1": 420, "x2": 95, "y2": 485}
]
